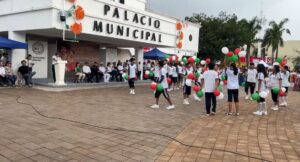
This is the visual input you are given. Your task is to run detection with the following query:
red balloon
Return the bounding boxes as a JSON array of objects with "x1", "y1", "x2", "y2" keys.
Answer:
[
  {"x1": 280, "y1": 60, "x2": 287, "y2": 66},
  {"x1": 227, "y1": 51, "x2": 234, "y2": 57},
  {"x1": 193, "y1": 86, "x2": 200, "y2": 92},
  {"x1": 205, "y1": 58, "x2": 211, "y2": 64},
  {"x1": 234, "y1": 48, "x2": 241, "y2": 55},
  {"x1": 187, "y1": 73, "x2": 195, "y2": 80},
  {"x1": 202, "y1": 67, "x2": 208, "y2": 73},
  {"x1": 279, "y1": 91, "x2": 285, "y2": 97},
  {"x1": 223, "y1": 80, "x2": 228, "y2": 85},
  {"x1": 214, "y1": 90, "x2": 220, "y2": 96},
  {"x1": 188, "y1": 57, "x2": 195, "y2": 63},
  {"x1": 150, "y1": 83, "x2": 157, "y2": 90},
  {"x1": 144, "y1": 74, "x2": 148, "y2": 79},
  {"x1": 176, "y1": 56, "x2": 179, "y2": 61},
  {"x1": 167, "y1": 78, "x2": 172, "y2": 84}
]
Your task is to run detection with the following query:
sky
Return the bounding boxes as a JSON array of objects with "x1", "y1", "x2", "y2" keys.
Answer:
[{"x1": 148, "y1": 0, "x2": 300, "y2": 41}]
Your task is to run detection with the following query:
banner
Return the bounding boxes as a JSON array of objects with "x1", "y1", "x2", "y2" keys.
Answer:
[{"x1": 28, "y1": 41, "x2": 48, "y2": 78}]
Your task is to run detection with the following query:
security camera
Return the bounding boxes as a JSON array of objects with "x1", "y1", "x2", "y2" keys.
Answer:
[{"x1": 59, "y1": 11, "x2": 66, "y2": 22}]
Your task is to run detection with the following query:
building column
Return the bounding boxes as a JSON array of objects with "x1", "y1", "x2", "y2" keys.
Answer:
[
  {"x1": 135, "y1": 47, "x2": 144, "y2": 80},
  {"x1": 8, "y1": 31, "x2": 26, "y2": 74},
  {"x1": 99, "y1": 48, "x2": 118, "y2": 65}
]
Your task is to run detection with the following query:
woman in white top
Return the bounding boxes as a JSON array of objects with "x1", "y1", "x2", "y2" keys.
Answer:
[
  {"x1": 280, "y1": 65, "x2": 290, "y2": 107},
  {"x1": 177, "y1": 63, "x2": 184, "y2": 88},
  {"x1": 245, "y1": 63, "x2": 257, "y2": 100},
  {"x1": 171, "y1": 63, "x2": 179, "y2": 90},
  {"x1": 104, "y1": 62, "x2": 112, "y2": 82},
  {"x1": 253, "y1": 63, "x2": 268, "y2": 116},
  {"x1": 117, "y1": 63, "x2": 124, "y2": 82},
  {"x1": 269, "y1": 64, "x2": 282, "y2": 111},
  {"x1": 225, "y1": 63, "x2": 240, "y2": 116}
]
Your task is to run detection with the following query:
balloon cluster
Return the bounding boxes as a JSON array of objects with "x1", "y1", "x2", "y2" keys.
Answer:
[
  {"x1": 276, "y1": 57, "x2": 287, "y2": 66},
  {"x1": 222, "y1": 47, "x2": 246, "y2": 63},
  {"x1": 150, "y1": 82, "x2": 164, "y2": 92},
  {"x1": 220, "y1": 75, "x2": 228, "y2": 85},
  {"x1": 144, "y1": 70, "x2": 154, "y2": 79},
  {"x1": 122, "y1": 73, "x2": 128, "y2": 80}
]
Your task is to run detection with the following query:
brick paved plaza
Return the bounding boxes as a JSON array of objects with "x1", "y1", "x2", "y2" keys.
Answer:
[{"x1": 0, "y1": 85, "x2": 299, "y2": 162}]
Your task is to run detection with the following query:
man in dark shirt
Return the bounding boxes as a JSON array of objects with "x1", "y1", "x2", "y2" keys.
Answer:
[
  {"x1": 90, "y1": 62, "x2": 99, "y2": 83},
  {"x1": 18, "y1": 60, "x2": 33, "y2": 87}
]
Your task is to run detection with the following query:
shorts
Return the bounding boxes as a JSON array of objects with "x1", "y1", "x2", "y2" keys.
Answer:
[
  {"x1": 228, "y1": 89, "x2": 239, "y2": 102},
  {"x1": 257, "y1": 97, "x2": 265, "y2": 103},
  {"x1": 172, "y1": 77, "x2": 178, "y2": 83},
  {"x1": 155, "y1": 88, "x2": 170, "y2": 98},
  {"x1": 183, "y1": 85, "x2": 191, "y2": 95}
]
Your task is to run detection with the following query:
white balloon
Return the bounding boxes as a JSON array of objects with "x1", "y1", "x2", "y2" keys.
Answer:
[
  {"x1": 172, "y1": 56, "x2": 176, "y2": 60},
  {"x1": 220, "y1": 81, "x2": 224, "y2": 85},
  {"x1": 199, "y1": 74, "x2": 204, "y2": 80},
  {"x1": 243, "y1": 44, "x2": 248, "y2": 50},
  {"x1": 145, "y1": 70, "x2": 150, "y2": 75},
  {"x1": 239, "y1": 51, "x2": 246, "y2": 57},
  {"x1": 259, "y1": 91, "x2": 268, "y2": 98},
  {"x1": 217, "y1": 92, "x2": 224, "y2": 100},
  {"x1": 221, "y1": 47, "x2": 229, "y2": 54},
  {"x1": 185, "y1": 79, "x2": 192, "y2": 86},
  {"x1": 151, "y1": 82, "x2": 157, "y2": 86},
  {"x1": 281, "y1": 87, "x2": 286, "y2": 93},
  {"x1": 200, "y1": 60, "x2": 206, "y2": 65}
]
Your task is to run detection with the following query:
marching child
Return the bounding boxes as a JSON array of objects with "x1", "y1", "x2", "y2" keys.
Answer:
[
  {"x1": 150, "y1": 60, "x2": 175, "y2": 110},
  {"x1": 128, "y1": 58, "x2": 137, "y2": 95},
  {"x1": 225, "y1": 63, "x2": 240, "y2": 116},
  {"x1": 183, "y1": 62, "x2": 194, "y2": 105},
  {"x1": 270, "y1": 63, "x2": 282, "y2": 111},
  {"x1": 171, "y1": 63, "x2": 179, "y2": 90},
  {"x1": 202, "y1": 63, "x2": 219, "y2": 116},
  {"x1": 280, "y1": 65, "x2": 290, "y2": 107},
  {"x1": 245, "y1": 63, "x2": 258, "y2": 100},
  {"x1": 253, "y1": 63, "x2": 268, "y2": 115}
]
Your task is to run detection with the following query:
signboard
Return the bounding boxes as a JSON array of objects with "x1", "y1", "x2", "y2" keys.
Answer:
[{"x1": 28, "y1": 41, "x2": 48, "y2": 78}]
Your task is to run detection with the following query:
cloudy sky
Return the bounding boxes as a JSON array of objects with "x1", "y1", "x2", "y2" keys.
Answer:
[{"x1": 148, "y1": 0, "x2": 300, "y2": 41}]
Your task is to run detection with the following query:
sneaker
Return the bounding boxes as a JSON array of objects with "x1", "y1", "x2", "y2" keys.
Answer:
[
  {"x1": 235, "y1": 113, "x2": 240, "y2": 116},
  {"x1": 167, "y1": 89, "x2": 172, "y2": 92},
  {"x1": 225, "y1": 112, "x2": 233, "y2": 116},
  {"x1": 253, "y1": 111, "x2": 263, "y2": 116},
  {"x1": 129, "y1": 90, "x2": 133, "y2": 94},
  {"x1": 150, "y1": 104, "x2": 159, "y2": 109},
  {"x1": 132, "y1": 90, "x2": 136, "y2": 95},
  {"x1": 262, "y1": 111, "x2": 268, "y2": 115},
  {"x1": 166, "y1": 105, "x2": 175, "y2": 110},
  {"x1": 271, "y1": 106, "x2": 279, "y2": 111},
  {"x1": 206, "y1": 114, "x2": 210, "y2": 117},
  {"x1": 183, "y1": 99, "x2": 189, "y2": 105},
  {"x1": 194, "y1": 95, "x2": 201, "y2": 101},
  {"x1": 211, "y1": 112, "x2": 216, "y2": 115},
  {"x1": 245, "y1": 96, "x2": 249, "y2": 100},
  {"x1": 279, "y1": 102, "x2": 287, "y2": 107}
]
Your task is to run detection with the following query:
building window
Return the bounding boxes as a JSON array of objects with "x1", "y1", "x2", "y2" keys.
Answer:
[{"x1": 119, "y1": 0, "x2": 125, "y2": 4}]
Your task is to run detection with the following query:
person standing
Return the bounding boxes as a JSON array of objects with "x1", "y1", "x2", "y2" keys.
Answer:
[
  {"x1": 25, "y1": 55, "x2": 36, "y2": 76},
  {"x1": 202, "y1": 63, "x2": 219, "y2": 116},
  {"x1": 150, "y1": 60, "x2": 175, "y2": 110},
  {"x1": 270, "y1": 63, "x2": 282, "y2": 111},
  {"x1": 245, "y1": 63, "x2": 257, "y2": 100},
  {"x1": 225, "y1": 63, "x2": 240, "y2": 116},
  {"x1": 253, "y1": 63, "x2": 268, "y2": 116},
  {"x1": 183, "y1": 62, "x2": 194, "y2": 105},
  {"x1": 280, "y1": 65, "x2": 290, "y2": 107},
  {"x1": 52, "y1": 53, "x2": 61, "y2": 82},
  {"x1": 128, "y1": 58, "x2": 137, "y2": 95}
]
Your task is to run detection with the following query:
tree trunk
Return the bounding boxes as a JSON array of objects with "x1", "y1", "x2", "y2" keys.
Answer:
[
  {"x1": 246, "y1": 44, "x2": 251, "y2": 67},
  {"x1": 275, "y1": 48, "x2": 279, "y2": 60},
  {"x1": 271, "y1": 48, "x2": 275, "y2": 64}
]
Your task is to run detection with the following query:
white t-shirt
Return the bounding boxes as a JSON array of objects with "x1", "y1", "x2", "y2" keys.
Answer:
[
  {"x1": 226, "y1": 69, "x2": 240, "y2": 90},
  {"x1": 186, "y1": 67, "x2": 194, "y2": 75},
  {"x1": 117, "y1": 65, "x2": 124, "y2": 74},
  {"x1": 178, "y1": 66, "x2": 183, "y2": 74},
  {"x1": 159, "y1": 68, "x2": 168, "y2": 88},
  {"x1": 82, "y1": 65, "x2": 91, "y2": 73},
  {"x1": 0, "y1": 67, "x2": 6, "y2": 76},
  {"x1": 203, "y1": 70, "x2": 219, "y2": 93},
  {"x1": 269, "y1": 73, "x2": 282, "y2": 88},
  {"x1": 107, "y1": 66, "x2": 112, "y2": 73},
  {"x1": 128, "y1": 64, "x2": 136, "y2": 79},
  {"x1": 247, "y1": 69, "x2": 257, "y2": 83},
  {"x1": 172, "y1": 66, "x2": 178, "y2": 77},
  {"x1": 154, "y1": 66, "x2": 160, "y2": 77},
  {"x1": 99, "y1": 66, "x2": 106, "y2": 73},
  {"x1": 257, "y1": 72, "x2": 266, "y2": 92},
  {"x1": 167, "y1": 66, "x2": 173, "y2": 75},
  {"x1": 281, "y1": 71, "x2": 290, "y2": 87}
]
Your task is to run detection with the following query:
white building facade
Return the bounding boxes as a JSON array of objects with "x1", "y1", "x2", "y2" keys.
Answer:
[{"x1": 0, "y1": 0, "x2": 200, "y2": 79}]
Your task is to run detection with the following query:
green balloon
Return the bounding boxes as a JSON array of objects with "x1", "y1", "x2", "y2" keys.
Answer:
[
  {"x1": 232, "y1": 55, "x2": 239, "y2": 62},
  {"x1": 276, "y1": 57, "x2": 283, "y2": 63},
  {"x1": 197, "y1": 90, "x2": 203, "y2": 98},
  {"x1": 164, "y1": 54, "x2": 169, "y2": 59},
  {"x1": 251, "y1": 93, "x2": 260, "y2": 101},
  {"x1": 156, "y1": 84, "x2": 163, "y2": 92},
  {"x1": 272, "y1": 87, "x2": 280, "y2": 94},
  {"x1": 123, "y1": 74, "x2": 128, "y2": 80},
  {"x1": 195, "y1": 58, "x2": 200, "y2": 63},
  {"x1": 226, "y1": 56, "x2": 233, "y2": 61},
  {"x1": 195, "y1": 72, "x2": 200, "y2": 78},
  {"x1": 221, "y1": 75, "x2": 226, "y2": 81},
  {"x1": 148, "y1": 71, "x2": 154, "y2": 77},
  {"x1": 218, "y1": 85, "x2": 223, "y2": 92}
]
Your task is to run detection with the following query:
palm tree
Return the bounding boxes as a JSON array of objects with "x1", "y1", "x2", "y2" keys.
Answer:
[
  {"x1": 263, "y1": 18, "x2": 291, "y2": 63},
  {"x1": 239, "y1": 17, "x2": 262, "y2": 66}
]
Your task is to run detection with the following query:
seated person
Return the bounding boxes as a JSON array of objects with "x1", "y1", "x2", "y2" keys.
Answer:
[
  {"x1": 18, "y1": 60, "x2": 33, "y2": 87},
  {"x1": 75, "y1": 62, "x2": 85, "y2": 83},
  {"x1": 82, "y1": 62, "x2": 92, "y2": 83},
  {"x1": 98, "y1": 63, "x2": 106, "y2": 82},
  {"x1": 0, "y1": 62, "x2": 6, "y2": 86},
  {"x1": 90, "y1": 62, "x2": 99, "y2": 83},
  {"x1": 5, "y1": 61, "x2": 17, "y2": 87}
]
